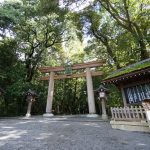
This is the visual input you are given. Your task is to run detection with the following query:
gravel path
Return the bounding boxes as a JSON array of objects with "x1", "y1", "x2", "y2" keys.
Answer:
[{"x1": 0, "y1": 116, "x2": 150, "y2": 150}]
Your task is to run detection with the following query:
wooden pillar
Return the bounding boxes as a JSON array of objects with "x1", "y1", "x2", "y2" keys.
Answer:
[
  {"x1": 120, "y1": 85, "x2": 127, "y2": 106},
  {"x1": 43, "y1": 72, "x2": 55, "y2": 117},
  {"x1": 86, "y1": 68, "x2": 96, "y2": 115}
]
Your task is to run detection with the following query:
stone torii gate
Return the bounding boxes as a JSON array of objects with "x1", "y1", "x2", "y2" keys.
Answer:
[{"x1": 39, "y1": 60, "x2": 105, "y2": 117}]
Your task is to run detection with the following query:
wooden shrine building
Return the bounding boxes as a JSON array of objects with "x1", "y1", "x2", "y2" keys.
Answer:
[
  {"x1": 103, "y1": 58, "x2": 150, "y2": 106},
  {"x1": 102, "y1": 58, "x2": 150, "y2": 132}
]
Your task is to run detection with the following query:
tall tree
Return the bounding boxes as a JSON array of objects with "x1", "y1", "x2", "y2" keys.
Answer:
[
  {"x1": 83, "y1": 9, "x2": 121, "y2": 68},
  {"x1": 15, "y1": 0, "x2": 68, "y2": 82},
  {"x1": 97, "y1": 0, "x2": 150, "y2": 60}
]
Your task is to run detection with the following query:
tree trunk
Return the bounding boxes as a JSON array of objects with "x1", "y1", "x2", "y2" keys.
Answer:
[
  {"x1": 105, "y1": 43, "x2": 121, "y2": 69},
  {"x1": 139, "y1": 40, "x2": 149, "y2": 60},
  {"x1": 91, "y1": 28, "x2": 121, "y2": 69}
]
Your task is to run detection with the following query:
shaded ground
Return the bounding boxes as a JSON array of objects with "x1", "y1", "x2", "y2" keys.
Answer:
[{"x1": 0, "y1": 115, "x2": 150, "y2": 150}]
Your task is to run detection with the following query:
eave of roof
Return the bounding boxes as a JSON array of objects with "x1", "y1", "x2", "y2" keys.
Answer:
[{"x1": 103, "y1": 58, "x2": 150, "y2": 84}]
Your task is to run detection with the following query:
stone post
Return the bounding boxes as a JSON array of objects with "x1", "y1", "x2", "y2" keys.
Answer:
[
  {"x1": 86, "y1": 68, "x2": 97, "y2": 117},
  {"x1": 43, "y1": 72, "x2": 55, "y2": 117},
  {"x1": 142, "y1": 100, "x2": 150, "y2": 128},
  {"x1": 101, "y1": 98, "x2": 108, "y2": 119},
  {"x1": 26, "y1": 101, "x2": 32, "y2": 117}
]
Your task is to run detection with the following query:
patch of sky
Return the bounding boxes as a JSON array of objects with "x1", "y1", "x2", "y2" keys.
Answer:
[{"x1": 60, "y1": 0, "x2": 94, "y2": 12}]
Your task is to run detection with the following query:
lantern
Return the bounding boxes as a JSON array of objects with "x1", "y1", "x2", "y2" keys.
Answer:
[
  {"x1": 95, "y1": 84, "x2": 109, "y2": 119},
  {"x1": 24, "y1": 89, "x2": 37, "y2": 117},
  {"x1": 95, "y1": 84, "x2": 109, "y2": 99}
]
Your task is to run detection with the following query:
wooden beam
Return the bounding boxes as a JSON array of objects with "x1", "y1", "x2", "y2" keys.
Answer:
[
  {"x1": 39, "y1": 60, "x2": 105, "y2": 73},
  {"x1": 40, "y1": 71, "x2": 103, "y2": 80}
]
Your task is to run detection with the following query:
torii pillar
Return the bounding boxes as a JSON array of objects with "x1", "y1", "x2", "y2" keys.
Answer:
[
  {"x1": 86, "y1": 68, "x2": 98, "y2": 117},
  {"x1": 43, "y1": 72, "x2": 55, "y2": 117}
]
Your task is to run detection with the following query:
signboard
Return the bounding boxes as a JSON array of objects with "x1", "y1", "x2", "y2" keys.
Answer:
[{"x1": 124, "y1": 83, "x2": 150, "y2": 104}]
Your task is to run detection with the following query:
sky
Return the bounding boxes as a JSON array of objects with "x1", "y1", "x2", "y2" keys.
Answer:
[{"x1": 61, "y1": 0, "x2": 94, "y2": 12}]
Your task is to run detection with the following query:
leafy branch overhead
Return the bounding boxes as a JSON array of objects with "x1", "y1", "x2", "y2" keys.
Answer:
[{"x1": 97, "y1": 0, "x2": 150, "y2": 59}]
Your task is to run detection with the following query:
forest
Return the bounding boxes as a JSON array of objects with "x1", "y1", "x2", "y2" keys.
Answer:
[{"x1": 0, "y1": 0, "x2": 149, "y2": 117}]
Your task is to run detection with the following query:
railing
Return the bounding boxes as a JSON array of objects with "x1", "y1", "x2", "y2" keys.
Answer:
[{"x1": 111, "y1": 106, "x2": 146, "y2": 121}]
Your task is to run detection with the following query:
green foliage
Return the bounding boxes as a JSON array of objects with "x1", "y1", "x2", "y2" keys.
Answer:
[
  {"x1": 0, "y1": 39, "x2": 18, "y2": 87},
  {"x1": 53, "y1": 79, "x2": 88, "y2": 114},
  {"x1": 0, "y1": 0, "x2": 23, "y2": 38},
  {"x1": 38, "y1": 0, "x2": 59, "y2": 14}
]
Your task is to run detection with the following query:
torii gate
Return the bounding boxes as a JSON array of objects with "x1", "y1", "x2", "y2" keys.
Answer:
[{"x1": 39, "y1": 60, "x2": 105, "y2": 117}]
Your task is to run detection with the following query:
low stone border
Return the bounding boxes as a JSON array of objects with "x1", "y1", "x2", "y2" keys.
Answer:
[{"x1": 110, "y1": 120, "x2": 150, "y2": 133}]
